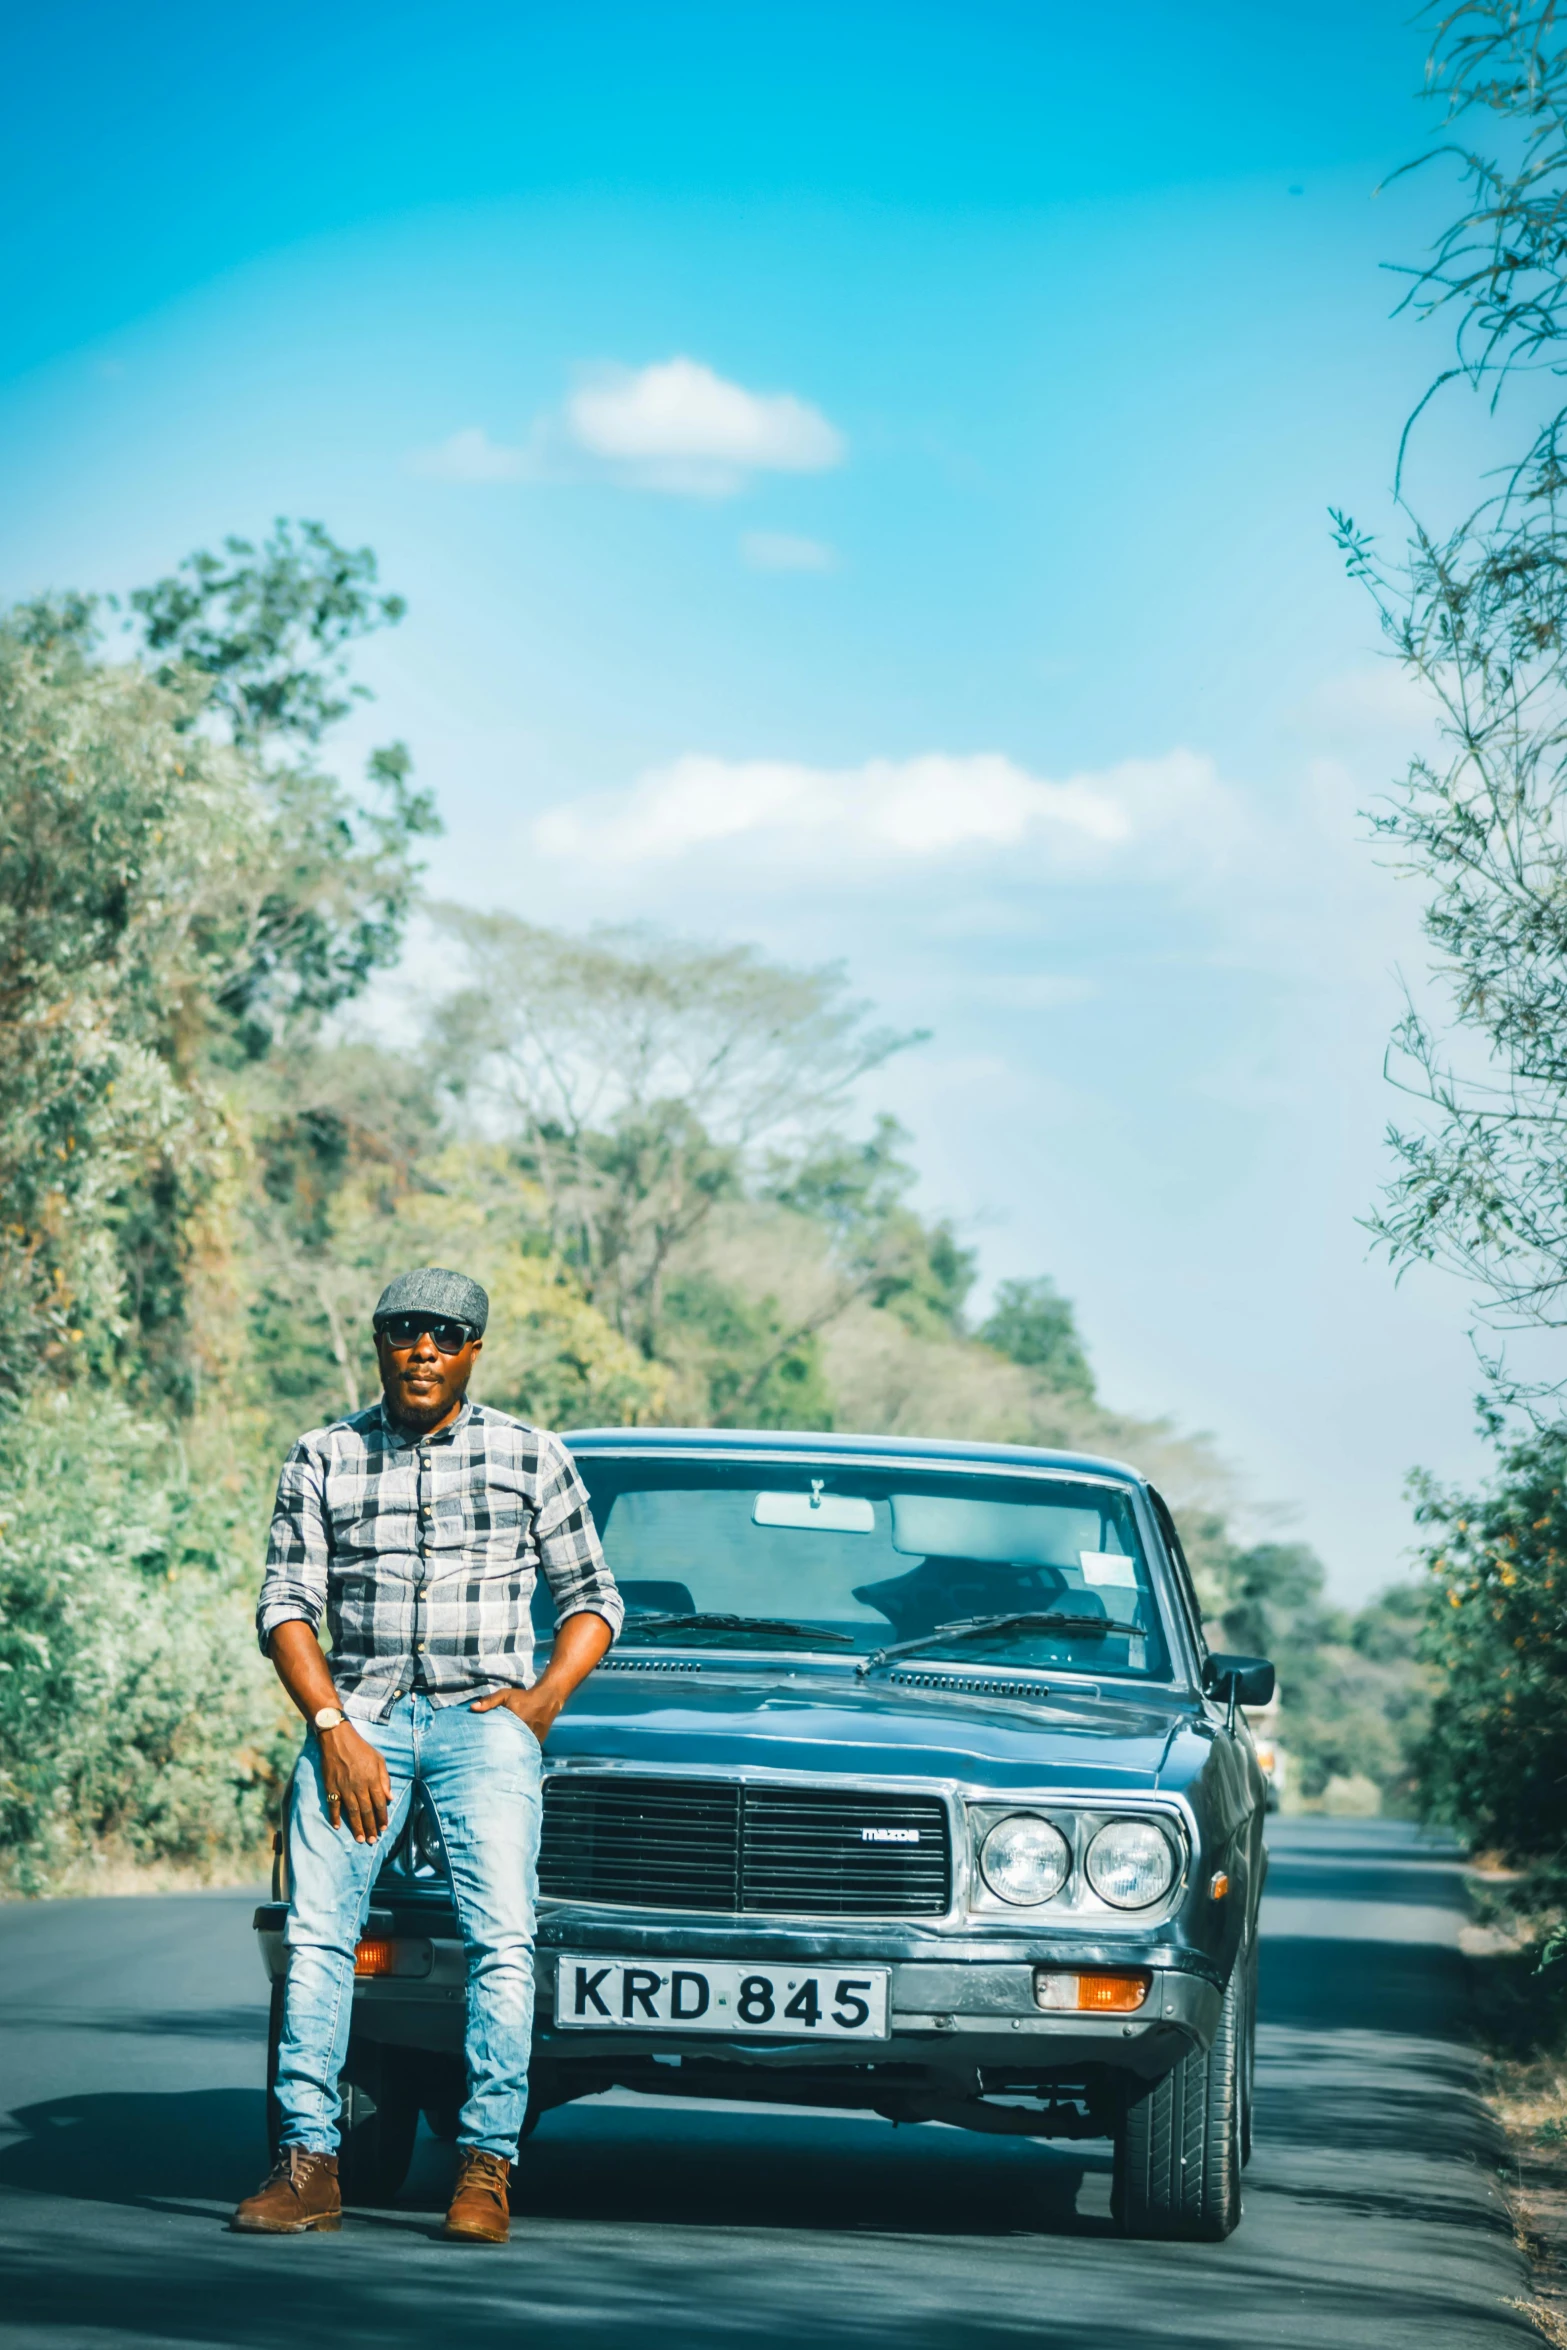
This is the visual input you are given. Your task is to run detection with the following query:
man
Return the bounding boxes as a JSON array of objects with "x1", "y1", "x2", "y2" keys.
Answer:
[{"x1": 233, "y1": 1266, "x2": 621, "y2": 2244}]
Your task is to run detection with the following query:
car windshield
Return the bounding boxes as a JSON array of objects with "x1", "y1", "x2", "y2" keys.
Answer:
[{"x1": 563, "y1": 1456, "x2": 1170, "y2": 1679}]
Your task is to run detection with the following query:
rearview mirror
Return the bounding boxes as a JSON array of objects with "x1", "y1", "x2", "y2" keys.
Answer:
[
  {"x1": 753, "y1": 1489, "x2": 875, "y2": 1534},
  {"x1": 1202, "y1": 1653, "x2": 1276, "y2": 1709}
]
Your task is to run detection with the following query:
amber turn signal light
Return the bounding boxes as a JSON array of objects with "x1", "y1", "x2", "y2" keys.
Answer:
[
  {"x1": 1209, "y1": 1870, "x2": 1230, "y2": 1901},
  {"x1": 354, "y1": 1936, "x2": 397, "y2": 1977},
  {"x1": 1034, "y1": 1967, "x2": 1151, "y2": 2014}
]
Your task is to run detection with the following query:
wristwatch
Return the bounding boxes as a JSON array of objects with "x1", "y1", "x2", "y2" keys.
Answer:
[{"x1": 313, "y1": 1706, "x2": 349, "y2": 1734}]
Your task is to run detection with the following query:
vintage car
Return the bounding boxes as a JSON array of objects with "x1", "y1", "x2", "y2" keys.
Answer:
[{"x1": 254, "y1": 1428, "x2": 1273, "y2": 2240}]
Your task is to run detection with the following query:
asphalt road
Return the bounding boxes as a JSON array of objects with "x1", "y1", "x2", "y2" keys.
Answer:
[{"x1": 0, "y1": 1819, "x2": 1537, "y2": 2350}]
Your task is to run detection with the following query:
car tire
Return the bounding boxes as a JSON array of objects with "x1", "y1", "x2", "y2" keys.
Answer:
[
  {"x1": 1240, "y1": 1940, "x2": 1258, "y2": 2169},
  {"x1": 1112, "y1": 1964, "x2": 1243, "y2": 2241},
  {"x1": 337, "y1": 2034, "x2": 421, "y2": 2206}
]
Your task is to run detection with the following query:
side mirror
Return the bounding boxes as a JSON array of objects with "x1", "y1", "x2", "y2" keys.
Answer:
[{"x1": 1202, "y1": 1653, "x2": 1276, "y2": 1714}]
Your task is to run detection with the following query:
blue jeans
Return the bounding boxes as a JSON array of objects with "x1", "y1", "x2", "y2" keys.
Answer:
[{"x1": 276, "y1": 1693, "x2": 543, "y2": 2161}]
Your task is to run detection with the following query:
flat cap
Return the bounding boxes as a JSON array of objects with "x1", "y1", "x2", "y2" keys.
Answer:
[{"x1": 373, "y1": 1266, "x2": 489, "y2": 1336}]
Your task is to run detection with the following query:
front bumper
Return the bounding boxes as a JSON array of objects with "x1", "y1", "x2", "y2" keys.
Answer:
[{"x1": 252, "y1": 1902, "x2": 1223, "y2": 2082}]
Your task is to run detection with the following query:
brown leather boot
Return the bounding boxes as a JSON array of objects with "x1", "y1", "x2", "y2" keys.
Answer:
[
  {"x1": 443, "y1": 2148, "x2": 511, "y2": 2242},
  {"x1": 232, "y1": 2146, "x2": 342, "y2": 2233}
]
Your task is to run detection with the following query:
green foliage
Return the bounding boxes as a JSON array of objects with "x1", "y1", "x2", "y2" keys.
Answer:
[
  {"x1": 1340, "y1": 6, "x2": 1567, "y2": 1876},
  {"x1": 1204, "y1": 1536, "x2": 1430, "y2": 1808},
  {"x1": 0, "y1": 1389, "x2": 294, "y2": 1892},
  {"x1": 0, "y1": 532, "x2": 439, "y2": 1415},
  {"x1": 981, "y1": 1276, "x2": 1095, "y2": 1399},
  {"x1": 429, "y1": 912, "x2": 917, "y2": 1359},
  {"x1": 662, "y1": 1271, "x2": 835, "y2": 1428},
  {"x1": 130, "y1": 518, "x2": 407, "y2": 750},
  {"x1": 1338, "y1": 4, "x2": 1567, "y2": 1410},
  {"x1": 131, "y1": 520, "x2": 438, "y2": 1051},
  {"x1": 230, "y1": 1073, "x2": 665, "y2": 1456},
  {"x1": 1412, "y1": 1431, "x2": 1567, "y2": 1863},
  {"x1": 0, "y1": 605, "x2": 259, "y2": 1404},
  {"x1": 220, "y1": 744, "x2": 439, "y2": 1053},
  {"x1": 768, "y1": 1116, "x2": 976, "y2": 1339}
]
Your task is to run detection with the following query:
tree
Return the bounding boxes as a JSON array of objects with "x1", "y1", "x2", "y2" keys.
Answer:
[
  {"x1": 132, "y1": 521, "x2": 438, "y2": 1052},
  {"x1": 0, "y1": 523, "x2": 434, "y2": 1406},
  {"x1": 1213, "y1": 1542, "x2": 1428, "y2": 1807},
  {"x1": 130, "y1": 518, "x2": 406, "y2": 751},
  {"x1": 0, "y1": 604, "x2": 260, "y2": 1402},
  {"x1": 980, "y1": 1276, "x2": 1095, "y2": 1398},
  {"x1": 1336, "y1": 3, "x2": 1567, "y2": 1858},
  {"x1": 1336, "y1": 2, "x2": 1567, "y2": 1408},
  {"x1": 428, "y1": 912, "x2": 918, "y2": 1359},
  {"x1": 767, "y1": 1115, "x2": 976, "y2": 1338},
  {"x1": 661, "y1": 1270, "x2": 836, "y2": 1429}
]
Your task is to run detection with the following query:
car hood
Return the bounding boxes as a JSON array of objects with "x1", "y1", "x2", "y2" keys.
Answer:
[{"x1": 550, "y1": 1666, "x2": 1191, "y2": 1795}]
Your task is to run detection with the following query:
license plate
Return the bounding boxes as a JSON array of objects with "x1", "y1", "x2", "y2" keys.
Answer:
[{"x1": 554, "y1": 1954, "x2": 890, "y2": 2039}]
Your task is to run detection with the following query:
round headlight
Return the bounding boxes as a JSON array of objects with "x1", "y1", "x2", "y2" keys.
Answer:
[
  {"x1": 1085, "y1": 1819, "x2": 1176, "y2": 1908},
  {"x1": 979, "y1": 1814, "x2": 1071, "y2": 1906}
]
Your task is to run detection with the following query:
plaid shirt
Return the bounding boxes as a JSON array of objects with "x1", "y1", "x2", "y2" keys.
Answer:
[{"x1": 257, "y1": 1398, "x2": 622, "y2": 1722}]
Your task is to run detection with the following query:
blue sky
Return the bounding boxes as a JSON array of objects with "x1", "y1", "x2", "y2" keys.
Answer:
[{"x1": 0, "y1": 1, "x2": 1501, "y2": 1595}]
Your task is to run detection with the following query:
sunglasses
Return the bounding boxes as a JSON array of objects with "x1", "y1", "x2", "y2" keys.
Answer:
[{"x1": 376, "y1": 1313, "x2": 476, "y2": 1354}]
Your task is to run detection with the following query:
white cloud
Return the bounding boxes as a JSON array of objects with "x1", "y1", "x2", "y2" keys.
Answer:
[
  {"x1": 533, "y1": 748, "x2": 1237, "y2": 876},
  {"x1": 406, "y1": 360, "x2": 845, "y2": 499},
  {"x1": 564, "y1": 357, "x2": 845, "y2": 496},
  {"x1": 408, "y1": 425, "x2": 533, "y2": 483},
  {"x1": 742, "y1": 531, "x2": 838, "y2": 572}
]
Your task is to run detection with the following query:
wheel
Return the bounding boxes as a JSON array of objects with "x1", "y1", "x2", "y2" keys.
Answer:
[
  {"x1": 1112, "y1": 1964, "x2": 1243, "y2": 2240},
  {"x1": 337, "y1": 2034, "x2": 421, "y2": 2206},
  {"x1": 1240, "y1": 1941, "x2": 1258, "y2": 2169}
]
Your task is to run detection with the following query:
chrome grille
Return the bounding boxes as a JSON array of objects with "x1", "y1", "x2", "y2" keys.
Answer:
[
  {"x1": 539, "y1": 1775, "x2": 951, "y2": 1917},
  {"x1": 740, "y1": 1786, "x2": 951, "y2": 1914},
  {"x1": 542, "y1": 1776, "x2": 740, "y2": 1912}
]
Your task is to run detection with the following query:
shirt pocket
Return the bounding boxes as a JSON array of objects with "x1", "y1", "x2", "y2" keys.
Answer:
[
  {"x1": 325, "y1": 1463, "x2": 416, "y2": 1558},
  {"x1": 462, "y1": 1466, "x2": 532, "y2": 1548}
]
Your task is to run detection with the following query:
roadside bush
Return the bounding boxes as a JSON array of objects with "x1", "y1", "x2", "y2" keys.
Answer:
[
  {"x1": 1413, "y1": 1431, "x2": 1567, "y2": 1873},
  {"x1": 0, "y1": 1388, "x2": 293, "y2": 1893}
]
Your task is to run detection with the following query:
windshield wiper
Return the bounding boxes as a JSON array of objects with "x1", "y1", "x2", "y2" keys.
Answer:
[
  {"x1": 622, "y1": 1612, "x2": 855, "y2": 1647},
  {"x1": 856, "y1": 1609, "x2": 1118, "y2": 1677}
]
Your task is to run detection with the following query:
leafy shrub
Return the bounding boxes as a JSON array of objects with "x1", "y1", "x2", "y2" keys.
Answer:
[
  {"x1": 0, "y1": 1389, "x2": 293, "y2": 1892},
  {"x1": 1413, "y1": 1431, "x2": 1567, "y2": 1870}
]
